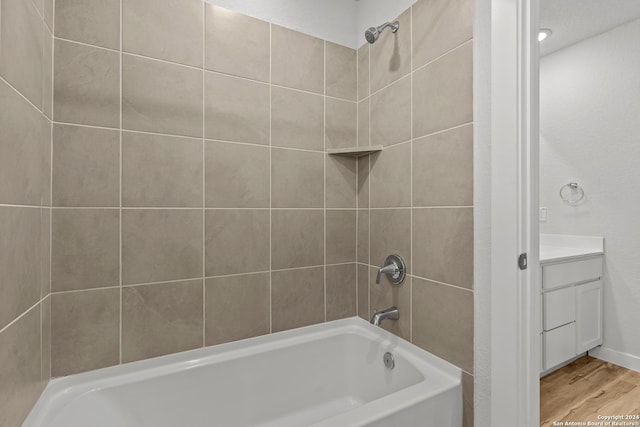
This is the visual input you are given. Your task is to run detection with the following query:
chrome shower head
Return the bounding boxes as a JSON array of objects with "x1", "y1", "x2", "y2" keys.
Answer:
[{"x1": 364, "y1": 21, "x2": 400, "y2": 44}]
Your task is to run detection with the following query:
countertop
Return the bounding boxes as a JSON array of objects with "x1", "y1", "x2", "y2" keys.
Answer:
[{"x1": 540, "y1": 234, "x2": 604, "y2": 263}]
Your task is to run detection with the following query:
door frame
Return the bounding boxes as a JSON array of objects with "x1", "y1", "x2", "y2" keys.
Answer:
[{"x1": 489, "y1": 0, "x2": 540, "y2": 425}]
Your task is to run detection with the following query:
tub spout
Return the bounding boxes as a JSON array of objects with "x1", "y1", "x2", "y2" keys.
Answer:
[{"x1": 370, "y1": 307, "x2": 399, "y2": 326}]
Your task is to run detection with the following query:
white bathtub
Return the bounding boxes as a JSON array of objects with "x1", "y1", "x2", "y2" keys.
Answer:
[{"x1": 23, "y1": 317, "x2": 462, "y2": 427}]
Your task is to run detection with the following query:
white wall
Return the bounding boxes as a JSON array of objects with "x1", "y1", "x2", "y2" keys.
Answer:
[
  {"x1": 205, "y1": 0, "x2": 414, "y2": 49},
  {"x1": 540, "y1": 19, "x2": 640, "y2": 362}
]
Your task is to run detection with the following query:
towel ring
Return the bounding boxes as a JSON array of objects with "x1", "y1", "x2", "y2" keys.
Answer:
[{"x1": 559, "y1": 182, "x2": 585, "y2": 205}]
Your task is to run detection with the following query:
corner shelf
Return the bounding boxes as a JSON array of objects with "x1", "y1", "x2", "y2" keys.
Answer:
[{"x1": 326, "y1": 145, "x2": 383, "y2": 158}]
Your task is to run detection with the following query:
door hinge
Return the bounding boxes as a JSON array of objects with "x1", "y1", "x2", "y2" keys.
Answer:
[{"x1": 518, "y1": 253, "x2": 528, "y2": 270}]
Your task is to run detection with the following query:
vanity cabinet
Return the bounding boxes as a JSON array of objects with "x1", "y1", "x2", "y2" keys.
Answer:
[{"x1": 540, "y1": 255, "x2": 603, "y2": 373}]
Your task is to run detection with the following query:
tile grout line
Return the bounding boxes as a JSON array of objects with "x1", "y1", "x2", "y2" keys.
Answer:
[
  {"x1": 46, "y1": 2, "x2": 54, "y2": 376},
  {"x1": 48, "y1": 0, "x2": 55, "y2": 379},
  {"x1": 268, "y1": 22, "x2": 273, "y2": 335},
  {"x1": 367, "y1": 41, "x2": 371, "y2": 319},
  {"x1": 409, "y1": 4, "x2": 414, "y2": 344},
  {"x1": 0, "y1": 297, "x2": 46, "y2": 336},
  {"x1": 0, "y1": 73, "x2": 50, "y2": 122},
  {"x1": 201, "y1": 0, "x2": 206, "y2": 349},
  {"x1": 118, "y1": 0, "x2": 123, "y2": 366},
  {"x1": 52, "y1": 36, "x2": 358, "y2": 105},
  {"x1": 50, "y1": 121, "x2": 333, "y2": 154},
  {"x1": 323, "y1": 40, "x2": 327, "y2": 323},
  {"x1": 354, "y1": 44, "x2": 361, "y2": 318}
]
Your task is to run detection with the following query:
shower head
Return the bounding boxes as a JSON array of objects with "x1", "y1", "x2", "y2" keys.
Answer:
[{"x1": 364, "y1": 21, "x2": 400, "y2": 44}]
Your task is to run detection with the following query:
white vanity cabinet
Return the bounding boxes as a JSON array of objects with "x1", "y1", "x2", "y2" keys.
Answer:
[{"x1": 539, "y1": 235, "x2": 604, "y2": 374}]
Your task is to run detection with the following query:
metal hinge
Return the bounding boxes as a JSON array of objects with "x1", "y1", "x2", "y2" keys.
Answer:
[{"x1": 518, "y1": 253, "x2": 528, "y2": 270}]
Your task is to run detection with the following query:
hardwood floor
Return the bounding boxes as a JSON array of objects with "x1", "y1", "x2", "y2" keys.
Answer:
[{"x1": 541, "y1": 356, "x2": 640, "y2": 427}]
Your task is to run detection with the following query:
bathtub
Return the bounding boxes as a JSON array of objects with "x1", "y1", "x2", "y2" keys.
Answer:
[{"x1": 23, "y1": 317, "x2": 462, "y2": 427}]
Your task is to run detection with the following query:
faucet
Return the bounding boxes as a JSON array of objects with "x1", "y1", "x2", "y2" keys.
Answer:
[
  {"x1": 370, "y1": 307, "x2": 400, "y2": 326},
  {"x1": 376, "y1": 255, "x2": 406, "y2": 285}
]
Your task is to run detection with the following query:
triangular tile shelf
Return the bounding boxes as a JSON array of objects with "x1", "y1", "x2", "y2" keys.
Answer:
[{"x1": 326, "y1": 145, "x2": 383, "y2": 158}]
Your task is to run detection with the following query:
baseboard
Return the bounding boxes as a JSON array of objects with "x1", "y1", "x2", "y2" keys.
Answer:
[{"x1": 589, "y1": 346, "x2": 640, "y2": 372}]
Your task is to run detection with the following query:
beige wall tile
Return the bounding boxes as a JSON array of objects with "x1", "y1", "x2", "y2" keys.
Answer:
[
  {"x1": 54, "y1": 40, "x2": 120, "y2": 128},
  {"x1": 122, "y1": 209, "x2": 203, "y2": 285},
  {"x1": 51, "y1": 288, "x2": 120, "y2": 376},
  {"x1": 271, "y1": 86, "x2": 324, "y2": 151},
  {"x1": 357, "y1": 44, "x2": 369, "y2": 101},
  {"x1": 412, "y1": 277, "x2": 473, "y2": 372},
  {"x1": 55, "y1": 0, "x2": 120, "y2": 49},
  {"x1": 370, "y1": 143, "x2": 411, "y2": 208},
  {"x1": 412, "y1": 124, "x2": 473, "y2": 207},
  {"x1": 325, "y1": 98, "x2": 357, "y2": 149},
  {"x1": 123, "y1": 0, "x2": 203, "y2": 67},
  {"x1": 272, "y1": 266, "x2": 324, "y2": 332},
  {"x1": 412, "y1": 208, "x2": 473, "y2": 289},
  {"x1": 122, "y1": 132, "x2": 203, "y2": 207},
  {"x1": 271, "y1": 149, "x2": 324, "y2": 208},
  {"x1": 123, "y1": 54, "x2": 203, "y2": 137},
  {"x1": 0, "y1": 81, "x2": 50, "y2": 206},
  {"x1": 357, "y1": 263, "x2": 369, "y2": 320},
  {"x1": 51, "y1": 209, "x2": 119, "y2": 292},
  {"x1": 413, "y1": 42, "x2": 473, "y2": 138},
  {"x1": 0, "y1": 305, "x2": 44, "y2": 427},
  {"x1": 205, "y1": 141, "x2": 269, "y2": 208},
  {"x1": 205, "y1": 273, "x2": 270, "y2": 345},
  {"x1": 205, "y1": 4, "x2": 269, "y2": 82},
  {"x1": 325, "y1": 155, "x2": 357, "y2": 209},
  {"x1": 412, "y1": 0, "x2": 473, "y2": 69},
  {"x1": 325, "y1": 42, "x2": 357, "y2": 101},
  {"x1": 205, "y1": 210, "x2": 269, "y2": 276},
  {"x1": 370, "y1": 209, "x2": 411, "y2": 269},
  {"x1": 326, "y1": 210, "x2": 356, "y2": 264},
  {"x1": 357, "y1": 156, "x2": 370, "y2": 208},
  {"x1": 369, "y1": 8, "x2": 411, "y2": 93},
  {"x1": 0, "y1": 0, "x2": 43, "y2": 108},
  {"x1": 357, "y1": 99, "x2": 370, "y2": 147},
  {"x1": 0, "y1": 207, "x2": 42, "y2": 330},
  {"x1": 52, "y1": 124, "x2": 120, "y2": 207},
  {"x1": 326, "y1": 263, "x2": 356, "y2": 321},
  {"x1": 357, "y1": 209, "x2": 369, "y2": 264},
  {"x1": 463, "y1": 372, "x2": 474, "y2": 427},
  {"x1": 271, "y1": 25, "x2": 324, "y2": 94},
  {"x1": 122, "y1": 279, "x2": 203, "y2": 363},
  {"x1": 369, "y1": 267, "x2": 411, "y2": 339},
  {"x1": 271, "y1": 210, "x2": 324, "y2": 270},
  {"x1": 371, "y1": 75, "x2": 411, "y2": 147},
  {"x1": 205, "y1": 72, "x2": 269, "y2": 144}
]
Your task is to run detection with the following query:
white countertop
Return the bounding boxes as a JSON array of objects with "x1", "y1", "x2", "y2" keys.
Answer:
[{"x1": 540, "y1": 234, "x2": 604, "y2": 263}]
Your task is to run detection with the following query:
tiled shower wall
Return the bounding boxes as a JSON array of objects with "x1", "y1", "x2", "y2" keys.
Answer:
[
  {"x1": 355, "y1": 0, "x2": 474, "y2": 425},
  {"x1": 49, "y1": 0, "x2": 360, "y2": 377},
  {"x1": 0, "y1": 0, "x2": 54, "y2": 425}
]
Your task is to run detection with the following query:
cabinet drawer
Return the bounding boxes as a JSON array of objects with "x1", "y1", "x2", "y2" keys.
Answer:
[
  {"x1": 544, "y1": 322, "x2": 576, "y2": 370},
  {"x1": 542, "y1": 257, "x2": 602, "y2": 290},
  {"x1": 544, "y1": 287, "x2": 575, "y2": 331}
]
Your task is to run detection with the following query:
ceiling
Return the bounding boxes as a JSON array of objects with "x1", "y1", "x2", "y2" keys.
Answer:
[{"x1": 540, "y1": 0, "x2": 640, "y2": 56}]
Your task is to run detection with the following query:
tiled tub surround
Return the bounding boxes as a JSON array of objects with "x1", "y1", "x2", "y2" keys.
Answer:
[
  {"x1": 0, "y1": 0, "x2": 53, "y2": 425},
  {"x1": 355, "y1": 0, "x2": 474, "y2": 425},
  {"x1": 15, "y1": 0, "x2": 478, "y2": 426},
  {"x1": 49, "y1": 0, "x2": 360, "y2": 379}
]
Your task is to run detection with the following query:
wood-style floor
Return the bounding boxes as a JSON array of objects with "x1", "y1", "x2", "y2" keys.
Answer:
[{"x1": 541, "y1": 356, "x2": 640, "y2": 427}]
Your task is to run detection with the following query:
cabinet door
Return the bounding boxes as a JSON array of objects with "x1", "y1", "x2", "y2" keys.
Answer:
[
  {"x1": 576, "y1": 280, "x2": 603, "y2": 354},
  {"x1": 544, "y1": 323, "x2": 576, "y2": 371}
]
